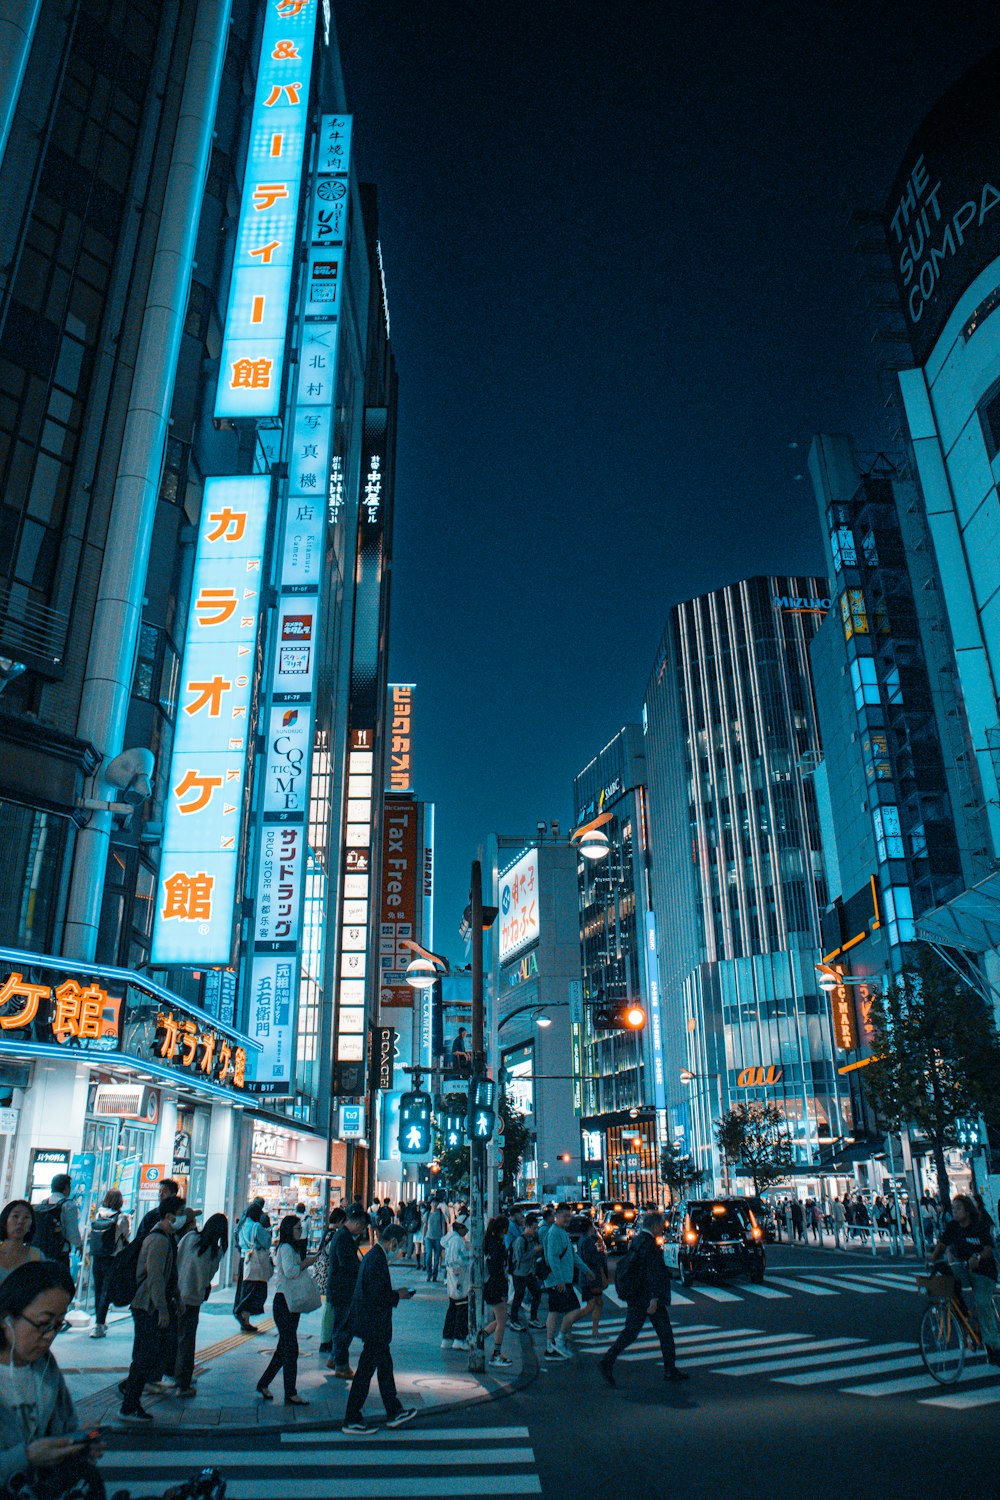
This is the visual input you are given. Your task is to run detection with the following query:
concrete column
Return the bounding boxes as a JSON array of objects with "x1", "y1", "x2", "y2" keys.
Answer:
[
  {"x1": 63, "y1": 0, "x2": 233, "y2": 960},
  {"x1": 0, "y1": 0, "x2": 42, "y2": 172}
]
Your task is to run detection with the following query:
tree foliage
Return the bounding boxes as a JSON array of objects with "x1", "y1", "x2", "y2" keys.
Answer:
[
  {"x1": 498, "y1": 1097, "x2": 531, "y2": 1200},
  {"x1": 659, "y1": 1138, "x2": 704, "y2": 1205},
  {"x1": 715, "y1": 1101, "x2": 794, "y2": 1194},
  {"x1": 862, "y1": 947, "x2": 1000, "y2": 1205},
  {"x1": 430, "y1": 1093, "x2": 530, "y2": 1200}
]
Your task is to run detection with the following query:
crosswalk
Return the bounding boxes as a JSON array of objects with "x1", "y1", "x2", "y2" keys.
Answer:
[
  {"x1": 663, "y1": 1268, "x2": 917, "y2": 1306},
  {"x1": 575, "y1": 1313, "x2": 1000, "y2": 1407},
  {"x1": 100, "y1": 1424, "x2": 542, "y2": 1498}
]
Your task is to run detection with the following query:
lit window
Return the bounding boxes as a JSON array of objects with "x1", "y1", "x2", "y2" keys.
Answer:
[{"x1": 850, "y1": 655, "x2": 880, "y2": 709}]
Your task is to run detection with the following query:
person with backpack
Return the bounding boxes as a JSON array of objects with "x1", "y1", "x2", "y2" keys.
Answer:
[
  {"x1": 482, "y1": 1215, "x2": 511, "y2": 1366},
  {"x1": 598, "y1": 1210, "x2": 688, "y2": 1389},
  {"x1": 424, "y1": 1200, "x2": 446, "y2": 1283},
  {"x1": 174, "y1": 1212, "x2": 228, "y2": 1397},
  {"x1": 135, "y1": 1178, "x2": 181, "y2": 1247},
  {"x1": 576, "y1": 1218, "x2": 609, "y2": 1337},
  {"x1": 0, "y1": 1201, "x2": 42, "y2": 1286},
  {"x1": 32, "y1": 1175, "x2": 81, "y2": 1269},
  {"x1": 509, "y1": 1212, "x2": 544, "y2": 1331},
  {"x1": 120, "y1": 1193, "x2": 184, "y2": 1423},
  {"x1": 400, "y1": 1200, "x2": 421, "y2": 1260},
  {"x1": 88, "y1": 1188, "x2": 130, "y2": 1338}
]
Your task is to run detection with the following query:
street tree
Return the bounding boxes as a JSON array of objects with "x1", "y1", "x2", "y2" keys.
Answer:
[
  {"x1": 659, "y1": 1138, "x2": 704, "y2": 1205},
  {"x1": 862, "y1": 946, "x2": 1000, "y2": 1207},
  {"x1": 498, "y1": 1098, "x2": 530, "y2": 1200},
  {"x1": 715, "y1": 1101, "x2": 794, "y2": 1195}
]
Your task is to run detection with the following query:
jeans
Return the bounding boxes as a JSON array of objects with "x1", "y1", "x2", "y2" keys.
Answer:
[
  {"x1": 91, "y1": 1254, "x2": 115, "y2": 1326},
  {"x1": 425, "y1": 1238, "x2": 442, "y2": 1280},
  {"x1": 122, "y1": 1306, "x2": 166, "y2": 1410},
  {"x1": 332, "y1": 1300, "x2": 354, "y2": 1367},
  {"x1": 604, "y1": 1300, "x2": 676, "y2": 1372},
  {"x1": 968, "y1": 1270, "x2": 1000, "y2": 1352},
  {"x1": 258, "y1": 1293, "x2": 300, "y2": 1399},
  {"x1": 175, "y1": 1303, "x2": 201, "y2": 1390},
  {"x1": 510, "y1": 1275, "x2": 542, "y2": 1322},
  {"x1": 345, "y1": 1338, "x2": 401, "y2": 1421}
]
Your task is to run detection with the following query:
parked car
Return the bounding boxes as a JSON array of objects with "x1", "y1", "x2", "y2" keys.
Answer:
[
  {"x1": 599, "y1": 1205, "x2": 638, "y2": 1254},
  {"x1": 663, "y1": 1198, "x2": 766, "y2": 1285}
]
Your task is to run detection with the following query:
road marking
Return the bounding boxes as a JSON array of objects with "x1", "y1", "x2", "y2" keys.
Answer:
[
  {"x1": 741, "y1": 1283, "x2": 790, "y2": 1299},
  {"x1": 842, "y1": 1371, "x2": 942, "y2": 1396},
  {"x1": 780, "y1": 1354, "x2": 926, "y2": 1384},
  {"x1": 920, "y1": 1387, "x2": 1000, "y2": 1409},
  {"x1": 123, "y1": 1481, "x2": 542, "y2": 1500},
  {"x1": 825, "y1": 1276, "x2": 887, "y2": 1295},
  {"x1": 282, "y1": 1427, "x2": 531, "y2": 1443},
  {"x1": 690, "y1": 1284, "x2": 744, "y2": 1302},
  {"x1": 619, "y1": 1332, "x2": 793, "y2": 1362},
  {"x1": 766, "y1": 1277, "x2": 838, "y2": 1296},
  {"x1": 625, "y1": 1334, "x2": 821, "y2": 1367},
  {"x1": 105, "y1": 1449, "x2": 538, "y2": 1470},
  {"x1": 715, "y1": 1338, "x2": 867, "y2": 1374}
]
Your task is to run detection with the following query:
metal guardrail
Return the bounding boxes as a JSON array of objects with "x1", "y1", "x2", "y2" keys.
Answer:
[{"x1": 0, "y1": 583, "x2": 69, "y2": 673}]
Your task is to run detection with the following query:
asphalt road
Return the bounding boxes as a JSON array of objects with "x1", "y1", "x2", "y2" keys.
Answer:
[{"x1": 100, "y1": 1245, "x2": 1000, "y2": 1500}]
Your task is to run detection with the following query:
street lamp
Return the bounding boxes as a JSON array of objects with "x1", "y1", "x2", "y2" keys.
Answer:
[
  {"x1": 402, "y1": 939, "x2": 450, "y2": 990},
  {"x1": 535, "y1": 1014, "x2": 553, "y2": 1028},
  {"x1": 569, "y1": 811, "x2": 613, "y2": 862}
]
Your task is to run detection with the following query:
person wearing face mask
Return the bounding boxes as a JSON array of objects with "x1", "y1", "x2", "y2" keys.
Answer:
[
  {"x1": 119, "y1": 1193, "x2": 184, "y2": 1424},
  {"x1": 0, "y1": 1259, "x2": 105, "y2": 1498},
  {"x1": 0, "y1": 1202, "x2": 43, "y2": 1286}
]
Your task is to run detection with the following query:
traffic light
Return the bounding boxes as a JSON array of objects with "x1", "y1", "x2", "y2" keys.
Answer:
[
  {"x1": 441, "y1": 1112, "x2": 466, "y2": 1150},
  {"x1": 398, "y1": 1090, "x2": 432, "y2": 1155},
  {"x1": 467, "y1": 1076, "x2": 496, "y2": 1140},
  {"x1": 592, "y1": 1001, "x2": 646, "y2": 1032}
]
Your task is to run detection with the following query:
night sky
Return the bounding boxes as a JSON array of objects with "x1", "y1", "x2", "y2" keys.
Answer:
[{"x1": 334, "y1": 2, "x2": 1000, "y2": 961}]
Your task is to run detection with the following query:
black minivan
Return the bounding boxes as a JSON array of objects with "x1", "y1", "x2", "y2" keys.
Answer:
[{"x1": 663, "y1": 1198, "x2": 766, "y2": 1286}]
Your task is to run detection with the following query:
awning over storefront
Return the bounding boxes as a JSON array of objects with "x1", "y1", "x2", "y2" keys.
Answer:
[{"x1": 916, "y1": 870, "x2": 1000, "y2": 954}]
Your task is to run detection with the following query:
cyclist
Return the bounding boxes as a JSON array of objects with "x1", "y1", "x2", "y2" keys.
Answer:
[{"x1": 929, "y1": 1193, "x2": 1000, "y2": 1366}]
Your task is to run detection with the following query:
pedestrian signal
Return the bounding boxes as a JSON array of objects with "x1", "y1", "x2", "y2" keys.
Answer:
[
  {"x1": 471, "y1": 1106, "x2": 495, "y2": 1140},
  {"x1": 398, "y1": 1090, "x2": 432, "y2": 1155},
  {"x1": 442, "y1": 1111, "x2": 466, "y2": 1149}
]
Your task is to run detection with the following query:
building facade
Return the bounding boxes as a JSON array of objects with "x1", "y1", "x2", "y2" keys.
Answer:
[
  {"x1": 643, "y1": 576, "x2": 852, "y2": 1192},
  {"x1": 572, "y1": 726, "x2": 666, "y2": 1202},
  {"x1": 0, "y1": 1, "x2": 396, "y2": 1245}
]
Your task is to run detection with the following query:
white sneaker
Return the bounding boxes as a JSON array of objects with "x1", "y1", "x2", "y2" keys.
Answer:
[
  {"x1": 555, "y1": 1335, "x2": 572, "y2": 1357},
  {"x1": 89, "y1": 1325, "x2": 106, "y2": 1339},
  {"x1": 441, "y1": 1339, "x2": 450, "y2": 1349},
  {"x1": 545, "y1": 1343, "x2": 569, "y2": 1360},
  {"x1": 452, "y1": 1339, "x2": 466, "y2": 1350},
  {"x1": 490, "y1": 1351, "x2": 512, "y2": 1366}
]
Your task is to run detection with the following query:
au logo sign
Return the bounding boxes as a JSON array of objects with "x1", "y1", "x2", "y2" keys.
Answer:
[{"x1": 737, "y1": 1064, "x2": 784, "y2": 1087}]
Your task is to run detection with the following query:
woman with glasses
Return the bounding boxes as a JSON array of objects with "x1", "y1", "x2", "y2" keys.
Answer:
[
  {"x1": 0, "y1": 1202, "x2": 42, "y2": 1286},
  {"x1": 0, "y1": 1259, "x2": 105, "y2": 1497}
]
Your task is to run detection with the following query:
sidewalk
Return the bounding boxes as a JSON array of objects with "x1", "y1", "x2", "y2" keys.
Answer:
[
  {"x1": 774, "y1": 1227, "x2": 923, "y2": 1257},
  {"x1": 67, "y1": 1261, "x2": 536, "y2": 1432}
]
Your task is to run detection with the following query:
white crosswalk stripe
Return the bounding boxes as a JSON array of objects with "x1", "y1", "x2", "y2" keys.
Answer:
[
  {"x1": 101, "y1": 1425, "x2": 542, "y2": 1498},
  {"x1": 765, "y1": 1277, "x2": 839, "y2": 1297}
]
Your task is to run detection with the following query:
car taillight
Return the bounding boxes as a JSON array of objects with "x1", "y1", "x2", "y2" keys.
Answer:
[
  {"x1": 683, "y1": 1230, "x2": 698, "y2": 1244},
  {"x1": 750, "y1": 1227, "x2": 762, "y2": 1240}
]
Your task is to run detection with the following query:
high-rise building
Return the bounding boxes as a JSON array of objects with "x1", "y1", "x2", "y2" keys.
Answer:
[
  {"x1": 0, "y1": 2, "x2": 396, "y2": 1229},
  {"x1": 643, "y1": 576, "x2": 852, "y2": 1192},
  {"x1": 572, "y1": 726, "x2": 666, "y2": 1202}
]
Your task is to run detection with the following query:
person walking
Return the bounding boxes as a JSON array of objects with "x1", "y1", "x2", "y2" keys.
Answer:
[
  {"x1": 257, "y1": 1214, "x2": 320, "y2": 1406},
  {"x1": 317, "y1": 1207, "x2": 346, "y2": 1353},
  {"x1": 598, "y1": 1210, "x2": 688, "y2": 1388},
  {"x1": 790, "y1": 1198, "x2": 805, "y2": 1244},
  {"x1": 87, "y1": 1189, "x2": 129, "y2": 1338},
  {"x1": 0, "y1": 1261, "x2": 106, "y2": 1498},
  {"x1": 400, "y1": 1200, "x2": 421, "y2": 1261},
  {"x1": 326, "y1": 1204, "x2": 366, "y2": 1379},
  {"x1": 234, "y1": 1199, "x2": 271, "y2": 1333},
  {"x1": 119, "y1": 1193, "x2": 184, "y2": 1423},
  {"x1": 577, "y1": 1218, "x2": 609, "y2": 1336},
  {"x1": 342, "y1": 1220, "x2": 417, "y2": 1434},
  {"x1": 543, "y1": 1204, "x2": 579, "y2": 1360},
  {"x1": 174, "y1": 1212, "x2": 228, "y2": 1397},
  {"x1": 442, "y1": 1220, "x2": 471, "y2": 1348},
  {"x1": 809, "y1": 1200, "x2": 822, "y2": 1244},
  {"x1": 0, "y1": 1201, "x2": 42, "y2": 1287},
  {"x1": 831, "y1": 1196, "x2": 847, "y2": 1250},
  {"x1": 424, "y1": 1199, "x2": 446, "y2": 1283},
  {"x1": 483, "y1": 1215, "x2": 511, "y2": 1367},
  {"x1": 31, "y1": 1175, "x2": 82, "y2": 1270},
  {"x1": 509, "y1": 1212, "x2": 544, "y2": 1331}
]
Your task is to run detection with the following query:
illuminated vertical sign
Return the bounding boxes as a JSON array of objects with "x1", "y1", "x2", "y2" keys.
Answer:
[
  {"x1": 334, "y1": 408, "x2": 391, "y2": 1096},
  {"x1": 215, "y1": 0, "x2": 318, "y2": 419},
  {"x1": 644, "y1": 912, "x2": 666, "y2": 1110},
  {"x1": 152, "y1": 477, "x2": 269, "y2": 964},
  {"x1": 378, "y1": 801, "x2": 418, "y2": 1009},
  {"x1": 244, "y1": 110, "x2": 352, "y2": 1092},
  {"x1": 388, "y1": 683, "x2": 414, "y2": 790}
]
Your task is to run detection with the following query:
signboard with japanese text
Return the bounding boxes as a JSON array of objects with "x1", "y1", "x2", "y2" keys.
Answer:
[
  {"x1": 151, "y1": 476, "x2": 268, "y2": 966},
  {"x1": 388, "y1": 683, "x2": 414, "y2": 791},
  {"x1": 830, "y1": 983, "x2": 859, "y2": 1051},
  {"x1": 252, "y1": 824, "x2": 304, "y2": 949},
  {"x1": 215, "y1": 0, "x2": 319, "y2": 418},
  {"x1": 378, "y1": 800, "x2": 418, "y2": 1009},
  {"x1": 498, "y1": 847, "x2": 539, "y2": 964},
  {"x1": 261, "y1": 703, "x2": 313, "y2": 818}
]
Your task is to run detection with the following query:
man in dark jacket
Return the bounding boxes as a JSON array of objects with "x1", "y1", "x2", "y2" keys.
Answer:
[
  {"x1": 342, "y1": 1222, "x2": 416, "y2": 1434},
  {"x1": 326, "y1": 1204, "x2": 367, "y2": 1379},
  {"x1": 598, "y1": 1211, "x2": 688, "y2": 1388}
]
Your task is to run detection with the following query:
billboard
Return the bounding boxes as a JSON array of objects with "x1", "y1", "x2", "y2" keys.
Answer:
[
  {"x1": 214, "y1": 0, "x2": 318, "y2": 417},
  {"x1": 379, "y1": 800, "x2": 419, "y2": 1009},
  {"x1": 151, "y1": 476, "x2": 269, "y2": 965},
  {"x1": 388, "y1": 683, "x2": 414, "y2": 791},
  {"x1": 498, "y1": 848, "x2": 539, "y2": 964},
  {"x1": 883, "y1": 47, "x2": 1000, "y2": 364},
  {"x1": 502, "y1": 1041, "x2": 534, "y2": 1118}
]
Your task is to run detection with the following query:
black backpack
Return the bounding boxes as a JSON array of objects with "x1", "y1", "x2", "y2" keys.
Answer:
[
  {"x1": 109, "y1": 1237, "x2": 143, "y2": 1307},
  {"x1": 32, "y1": 1201, "x2": 68, "y2": 1260},
  {"x1": 614, "y1": 1244, "x2": 641, "y2": 1302},
  {"x1": 88, "y1": 1214, "x2": 120, "y2": 1259}
]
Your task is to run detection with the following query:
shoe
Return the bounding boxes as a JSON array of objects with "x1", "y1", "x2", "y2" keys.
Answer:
[
  {"x1": 90, "y1": 1325, "x2": 106, "y2": 1339},
  {"x1": 555, "y1": 1335, "x2": 572, "y2": 1356},
  {"x1": 342, "y1": 1419, "x2": 376, "y2": 1435},
  {"x1": 328, "y1": 1362, "x2": 355, "y2": 1377},
  {"x1": 285, "y1": 1395, "x2": 309, "y2": 1406},
  {"x1": 545, "y1": 1343, "x2": 570, "y2": 1360},
  {"x1": 318, "y1": 1342, "x2": 332, "y2": 1354},
  {"x1": 386, "y1": 1407, "x2": 417, "y2": 1428},
  {"x1": 452, "y1": 1339, "x2": 466, "y2": 1350},
  {"x1": 119, "y1": 1406, "x2": 153, "y2": 1424},
  {"x1": 256, "y1": 1385, "x2": 273, "y2": 1402},
  {"x1": 665, "y1": 1368, "x2": 690, "y2": 1382},
  {"x1": 144, "y1": 1381, "x2": 169, "y2": 1393},
  {"x1": 441, "y1": 1338, "x2": 451, "y2": 1349},
  {"x1": 490, "y1": 1351, "x2": 512, "y2": 1366},
  {"x1": 509, "y1": 1319, "x2": 526, "y2": 1332},
  {"x1": 528, "y1": 1318, "x2": 544, "y2": 1329},
  {"x1": 239, "y1": 1321, "x2": 259, "y2": 1334},
  {"x1": 597, "y1": 1358, "x2": 616, "y2": 1387},
  {"x1": 175, "y1": 1387, "x2": 196, "y2": 1398}
]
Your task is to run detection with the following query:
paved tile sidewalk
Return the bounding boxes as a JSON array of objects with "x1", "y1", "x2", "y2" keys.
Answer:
[{"x1": 66, "y1": 1260, "x2": 533, "y2": 1431}]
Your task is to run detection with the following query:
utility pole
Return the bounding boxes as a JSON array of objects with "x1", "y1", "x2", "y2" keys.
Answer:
[{"x1": 468, "y1": 858, "x2": 486, "y2": 1373}]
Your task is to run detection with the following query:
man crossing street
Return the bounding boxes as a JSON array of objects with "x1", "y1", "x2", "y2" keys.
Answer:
[{"x1": 598, "y1": 1210, "x2": 689, "y2": 1389}]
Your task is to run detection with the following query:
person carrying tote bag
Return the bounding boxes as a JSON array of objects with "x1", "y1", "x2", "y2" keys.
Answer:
[
  {"x1": 234, "y1": 1203, "x2": 271, "y2": 1334},
  {"x1": 256, "y1": 1216, "x2": 319, "y2": 1406}
]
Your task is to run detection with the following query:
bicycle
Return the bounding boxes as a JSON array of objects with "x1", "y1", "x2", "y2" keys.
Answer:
[{"x1": 917, "y1": 1265, "x2": 999, "y2": 1384}]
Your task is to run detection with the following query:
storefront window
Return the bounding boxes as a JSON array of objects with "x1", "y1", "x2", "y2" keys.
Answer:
[{"x1": 0, "y1": 799, "x2": 68, "y2": 953}]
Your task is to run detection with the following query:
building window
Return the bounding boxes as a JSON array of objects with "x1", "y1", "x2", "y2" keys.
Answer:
[
  {"x1": 873, "y1": 804, "x2": 904, "y2": 863},
  {"x1": 850, "y1": 655, "x2": 880, "y2": 709},
  {"x1": 978, "y1": 380, "x2": 1000, "y2": 461},
  {"x1": 963, "y1": 287, "x2": 1000, "y2": 344}
]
